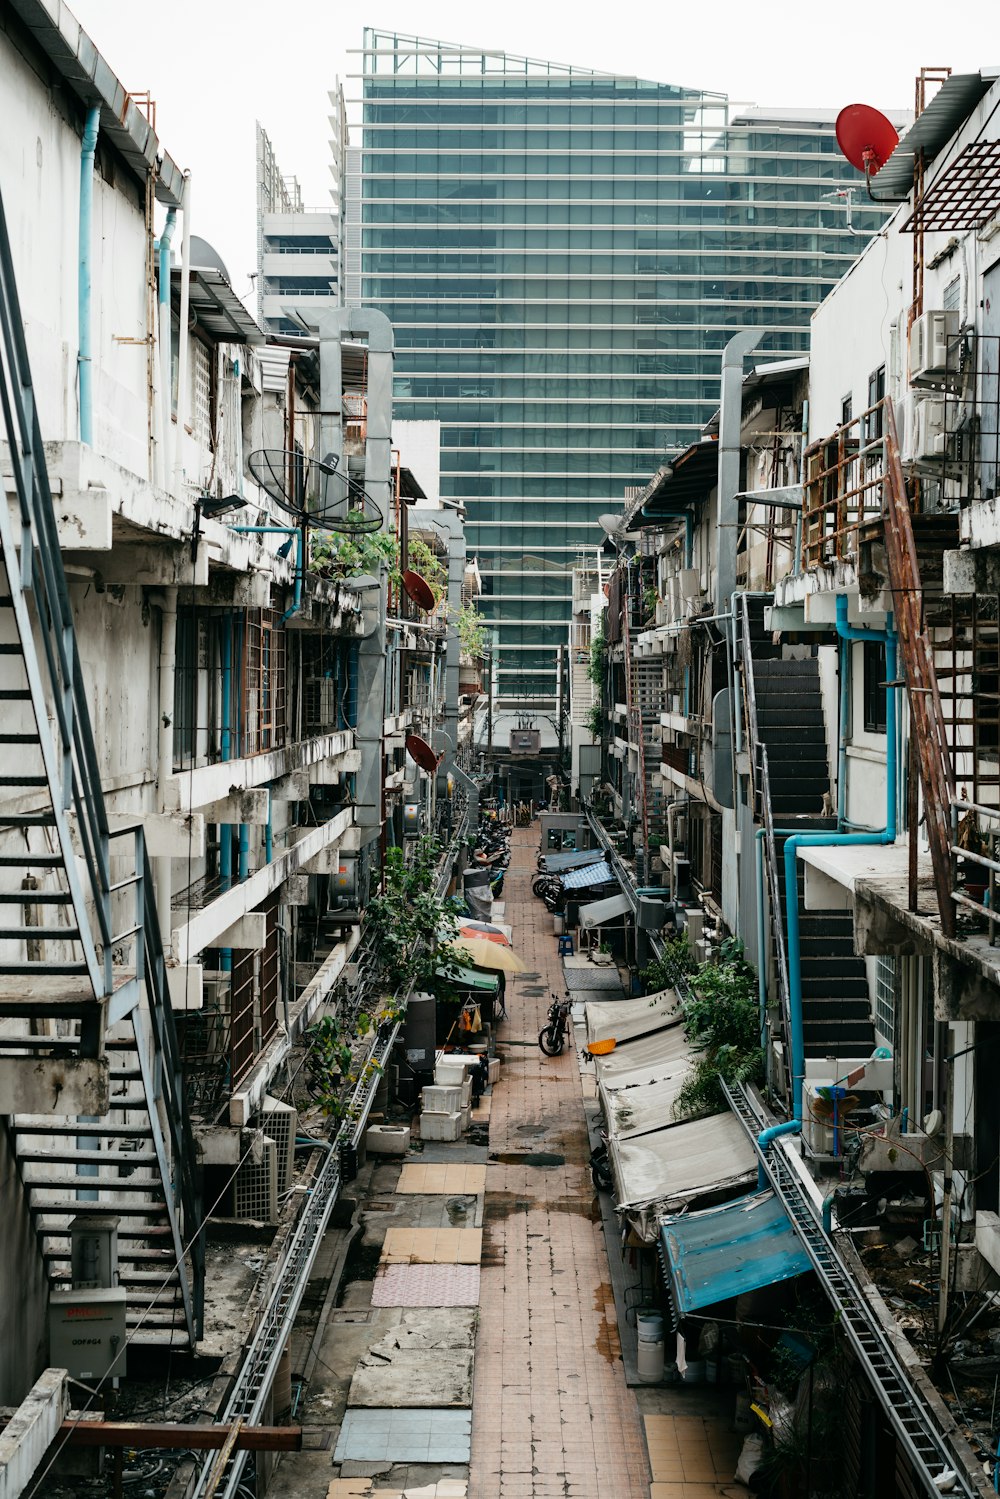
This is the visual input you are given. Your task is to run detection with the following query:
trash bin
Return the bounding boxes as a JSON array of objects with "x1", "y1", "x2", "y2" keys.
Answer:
[{"x1": 636, "y1": 1310, "x2": 665, "y2": 1384}]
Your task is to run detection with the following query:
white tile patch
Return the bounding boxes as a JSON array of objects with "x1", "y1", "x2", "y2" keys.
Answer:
[{"x1": 333, "y1": 1407, "x2": 471, "y2": 1463}]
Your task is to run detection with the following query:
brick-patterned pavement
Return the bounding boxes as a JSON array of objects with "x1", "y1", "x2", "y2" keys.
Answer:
[{"x1": 469, "y1": 826, "x2": 651, "y2": 1499}]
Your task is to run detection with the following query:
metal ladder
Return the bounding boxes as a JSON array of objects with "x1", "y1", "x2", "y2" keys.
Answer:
[
  {"x1": 189, "y1": 1021, "x2": 401, "y2": 1499},
  {"x1": 0, "y1": 183, "x2": 203, "y2": 1345},
  {"x1": 724, "y1": 1081, "x2": 978, "y2": 1497}
]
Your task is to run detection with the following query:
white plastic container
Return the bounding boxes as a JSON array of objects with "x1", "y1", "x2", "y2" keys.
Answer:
[
  {"x1": 487, "y1": 1058, "x2": 501, "y2": 1085},
  {"x1": 460, "y1": 1078, "x2": 472, "y2": 1106},
  {"x1": 419, "y1": 1110, "x2": 462, "y2": 1142},
  {"x1": 422, "y1": 1084, "x2": 463, "y2": 1113},
  {"x1": 434, "y1": 1062, "x2": 466, "y2": 1087},
  {"x1": 364, "y1": 1125, "x2": 411, "y2": 1156}
]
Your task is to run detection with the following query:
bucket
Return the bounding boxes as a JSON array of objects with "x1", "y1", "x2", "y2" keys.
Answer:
[
  {"x1": 704, "y1": 1358, "x2": 718, "y2": 1385},
  {"x1": 553, "y1": 914, "x2": 565, "y2": 935},
  {"x1": 636, "y1": 1310, "x2": 664, "y2": 1342},
  {"x1": 681, "y1": 1359, "x2": 705, "y2": 1384},
  {"x1": 637, "y1": 1335, "x2": 665, "y2": 1384}
]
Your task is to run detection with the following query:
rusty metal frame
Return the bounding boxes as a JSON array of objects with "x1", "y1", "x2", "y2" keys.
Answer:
[
  {"x1": 901, "y1": 139, "x2": 1000, "y2": 235},
  {"x1": 240, "y1": 608, "x2": 287, "y2": 756},
  {"x1": 881, "y1": 399, "x2": 956, "y2": 936},
  {"x1": 800, "y1": 402, "x2": 884, "y2": 569}
]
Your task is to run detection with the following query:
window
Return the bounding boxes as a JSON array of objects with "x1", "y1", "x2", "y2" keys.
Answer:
[
  {"x1": 864, "y1": 364, "x2": 885, "y2": 445},
  {"x1": 841, "y1": 394, "x2": 852, "y2": 427},
  {"x1": 874, "y1": 954, "x2": 898, "y2": 1045},
  {"x1": 863, "y1": 639, "x2": 887, "y2": 734}
]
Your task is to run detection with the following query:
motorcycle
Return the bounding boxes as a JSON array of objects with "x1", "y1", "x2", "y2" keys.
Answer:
[
  {"x1": 538, "y1": 994, "x2": 572, "y2": 1056},
  {"x1": 589, "y1": 1128, "x2": 613, "y2": 1192}
]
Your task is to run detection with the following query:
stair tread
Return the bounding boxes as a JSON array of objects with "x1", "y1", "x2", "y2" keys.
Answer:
[
  {"x1": 25, "y1": 1173, "x2": 163, "y2": 1191},
  {"x1": 17, "y1": 1148, "x2": 159, "y2": 1166}
]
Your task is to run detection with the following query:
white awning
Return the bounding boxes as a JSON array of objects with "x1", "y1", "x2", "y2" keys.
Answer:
[
  {"x1": 585, "y1": 988, "x2": 680, "y2": 1047},
  {"x1": 579, "y1": 892, "x2": 632, "y2": 927},
  {"x1": 594, "y1": 1027, "x2": 692, "y2": 1091},
  {"x1": 601, "y1": 1069, "x2": 696, "y2": 1140},
  {"x1": 609, "y1": 1114, "x2": 757, "y2": 1242}
]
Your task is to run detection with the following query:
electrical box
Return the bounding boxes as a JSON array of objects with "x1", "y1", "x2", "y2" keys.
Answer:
[
  {"x1": 508, "y1": 728, "x2": 541, "y2": 754},
  {"x1": 331, "y1": 856, "x2": 357, "y2": 900},
  {"x1": 403, "y1": 802, "x2": 422, "y2": 838},
  {"x1": 910, "y1": 309, "x2": 959, "y2": 383},
  {"x1": 69, "y1": 1216, "x2": 118, "y2": 1290},
  {"x1": 49, "y1": 1288, "x2": 127, "y2": 1381}
]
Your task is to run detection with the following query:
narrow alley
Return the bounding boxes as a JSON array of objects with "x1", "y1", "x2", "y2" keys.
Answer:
[{"x1": 267, "y1": 825, "x2": 742, "y2": 1499}]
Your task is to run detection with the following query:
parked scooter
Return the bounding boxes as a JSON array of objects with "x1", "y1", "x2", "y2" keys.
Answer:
[{"x1": 538, "y1": 994, "x2": 572, "y2": 1056}]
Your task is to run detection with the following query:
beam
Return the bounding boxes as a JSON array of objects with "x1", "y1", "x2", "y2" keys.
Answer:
[
  {"x1": 0, "y1": 1369, "x2": 68, "y2": 1499},
  {"x1": 60, "y1": 1421, "x2": 302, "y2": 1452}
]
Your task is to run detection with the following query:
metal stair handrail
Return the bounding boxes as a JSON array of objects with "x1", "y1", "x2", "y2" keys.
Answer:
[
  {"x1": 737, "y1": 594, "x2": 791, "y2": 1028},
  {"x1": 881, "y1": 398, "x2": 957, "y2": 937},
  {"x1": 0, "y1": 184, "x2": 201, "y2": 1343}
]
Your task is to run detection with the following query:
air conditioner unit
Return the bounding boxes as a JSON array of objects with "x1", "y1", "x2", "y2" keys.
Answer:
[
  {"x1": 904, "y1": 394, "x2": 949, "y2": 463},
  {"x1": 262, "y1": 1096, "x2": 298, "y2": 1196},
  {"x1": 234, "y1": 1136, "x2": 279, "y2": 1224},
  {"x1": 910, "y1": 309, "x2": 958, "y2": 383}
]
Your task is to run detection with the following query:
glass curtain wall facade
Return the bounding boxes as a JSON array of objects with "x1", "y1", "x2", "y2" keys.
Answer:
[{"x1": 357, "y1": 31, "x2": 887, "y2": 708}]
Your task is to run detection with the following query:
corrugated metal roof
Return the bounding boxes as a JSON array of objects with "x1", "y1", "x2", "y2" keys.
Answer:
[
  {"x1": 173, "y1": 268, "x2": 265, "y2": 346},
  {"x1": 584, "y1": 988, "x2": 679, "y2": 1045},
  {"x1": 609, "y1": 1113, "x2": 756, "y2": 1239},
  {"x1": 659, "y1": 1190, "x2": 811, "y2": 1317},
  {"x1": 540, "y1": 848, "x2": 607, "y2": 873},
  {"x1": 579, "y1": 891, "x2": 631, "y2": 926},
  {"x1": 876, "y1": 72, "x2": 998, "y2": 199}
]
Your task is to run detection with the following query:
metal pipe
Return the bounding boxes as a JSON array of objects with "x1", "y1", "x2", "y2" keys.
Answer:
[
  {"x1": 156, "y1": 209, "x2": 177, "y2": 491},
  {"x1": 757, "y1": 1120, "x2": 801, "y2": 1189},
  {"x1": 265, "y1": 790, "x2": 273, "y2": 864},
  {"x1": 155, "y1": 586, "x2": 178, "y2": 950},
  {"x1": 77, "y1": 105, "x2": 101, "y2": 446},
  {"x1": 172, "y1": 171, "x2": 192, "y2": 496},
  {"x1": 220, "y1": 616, "x2": 233, "y2": 973},
  {"x1": 837, "y1": 635, "x2": 850, "y2": 828}
]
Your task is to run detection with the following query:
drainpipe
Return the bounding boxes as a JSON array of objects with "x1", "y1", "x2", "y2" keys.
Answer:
[
  {"x1": 77, "y1": 104, "x2": 101, "y2": 446},
  {"x1": 793, "y1": 398, "x2": 809, "y2": 576},
  {"x1": 172, "y1": 171, "x2": 192, "y2": 497},
  {"x1": 231, "y1": 525, "x2": 304, "y2": 624},
  {"x1": 837, "y1": 635, "x2": 850, "y2": 828},
  {"x1": 156, "y1": 209, "x2": 177, "y2": 491},
  {"x1": 265, "y1": 790, "x2": 273, "y2": 864},
  {"x1": 156, "y1": 587, "x2": 178, "y2": 951},
  {"x1": 775, "y1": 597, "x2": 898, "y2": 1139}
]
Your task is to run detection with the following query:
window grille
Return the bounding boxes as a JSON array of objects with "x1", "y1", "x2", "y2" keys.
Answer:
[
  {"x1": 874, "y1": 954, "x2": 898, "y2": 1045},
  {"x1": 241, "y1": 610, "x2": 287, "y2": 755}
]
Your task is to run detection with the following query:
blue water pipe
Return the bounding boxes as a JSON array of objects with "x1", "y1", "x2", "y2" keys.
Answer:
[
  {"x1": 265, "y1": 789, "x2": 273, "y2": 864},
  {"x1": 77, "y1": 105, "x2": 101, "y2": 445},
  {"x1": 219, "y1": 615, "x2": 233, "y2": 972},
  {"x1": 157, "y1": 208, "x2": 176, "y2": 326},
  {"x1": 231, "y1": 525, "x2": 304, "y2": 624},
  {"x1": 837, "y1": 635, "x2": 849, "y2": 827},
  {"x1": 758, "y1": 595, "x2": 898, "y2": 1176}
]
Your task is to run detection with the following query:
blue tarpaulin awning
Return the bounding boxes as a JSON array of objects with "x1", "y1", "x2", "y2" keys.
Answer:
[
  {"x1": 561, "y1": 860, "x2": 615, "y2": 890},
  {"x1": 659, "y1": 1191, "x2": 811, "y2": 1318}
]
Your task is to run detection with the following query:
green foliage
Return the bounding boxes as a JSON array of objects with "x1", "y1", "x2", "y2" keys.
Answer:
[
  {"x1": 310, "y1": 528, "x2": 399, "y2": 583},
  {"x1": 669, "y1": 939, "x2": 764, "y2": 1119},
  {"x1": 587, "y1": 616, "x2": 607, "y2": 686},
  {"x1": 366, "y1": 839, "x2": 465, "y2": 997},
  {"x1": 451, "y1": 601, "x2": 489, "y2": 658},
  {"x1": 304, "y1": 1015, "x2": 354, "y2": 1117},
  {"x1": 406, "y1": 535, "x2": 446, "y2": 603},
  {"x1": 642, "y1": 585, "x2": 659, "y2": 619},
  {"x1": 585, "y1": 702, "x2": 604, "y2": 738},
  {"x1": 640, "y1": 934, "x2": 696, "y2": 993}
]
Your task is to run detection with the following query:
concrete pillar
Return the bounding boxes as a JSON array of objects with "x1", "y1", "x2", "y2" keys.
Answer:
[{"x1": 156, "y1": 586, "x2": 178, "y2": 951}]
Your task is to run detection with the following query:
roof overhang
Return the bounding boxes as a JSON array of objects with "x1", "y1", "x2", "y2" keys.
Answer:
[
  {"x1": 875, "y1": 71, "x2": 1000, "y2": 199},
  {"x1": 9, "y1": 0, "x2": 185, "y2": 206},
  {"x1": 173, "y1": 268, "x2": 265, "y2": 346}
]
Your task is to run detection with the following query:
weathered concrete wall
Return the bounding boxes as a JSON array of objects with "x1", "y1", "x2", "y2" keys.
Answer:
[{"x1": 0, "y1": 1129, "x2": 48, "y2": 1403}]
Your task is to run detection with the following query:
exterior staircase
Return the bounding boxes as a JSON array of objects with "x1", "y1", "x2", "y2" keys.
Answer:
[
  {"x1": 0, "y1": 185, "x2": 202, "y2": 1346},
  {"x1": 746, "y1": 617, "x2": 875, "y2": 1060}
]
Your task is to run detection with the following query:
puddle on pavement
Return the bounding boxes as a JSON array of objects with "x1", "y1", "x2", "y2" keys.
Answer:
[
  {"x1": 490, "y1": 1151, "x2": 566, "y2": 1167},
  {"x1": 335, "y1": 1237, "x2": 382, "y2": 1303},
  {"x1": 593, "y1": 1281, "x2": 621, "y2": 1364}
]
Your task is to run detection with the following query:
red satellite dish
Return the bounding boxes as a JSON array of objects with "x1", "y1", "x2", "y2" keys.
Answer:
[
  {"x1": 402, "y1": 568, "x2": 436, "y2": 612},
  {"x1": 835, "y1": 104, "x2": 899, "y2": 177},
  {"x1": 405, "y1": 732, "x2": 441, "y2": 773}
]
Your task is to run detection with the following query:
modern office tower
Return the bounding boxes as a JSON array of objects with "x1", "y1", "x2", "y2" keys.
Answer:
[
  {"x1": 256, "y1": 85, "x2": 348, "y2": 335},
  {"x1": 355, "y1": 30, "x2": 889, "y2": 712}
]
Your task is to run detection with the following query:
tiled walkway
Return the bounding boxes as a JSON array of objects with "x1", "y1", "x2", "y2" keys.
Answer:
[{"x1": 468, "y1": 827, "x2": 651, "y2": 1499}]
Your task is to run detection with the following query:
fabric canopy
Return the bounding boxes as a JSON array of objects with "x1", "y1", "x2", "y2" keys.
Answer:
[
  {"x1": 601, "y1": 1069, "x2": 696, "y2": 1140},
  {"x1": 594, "y1": 1027, "x2": 692, "y2": 1091},
  {"x1": 659, "y1": 1191, "x2": 811, "y2": 1317},
  {"x1": 585, "y1": 989, "x2": 680, "y2": 1047},
  {"x1": 609, "y1": 1114, "x2": 756, "y2": 1241},
  {"x1": 436, "y1": 964, "x2": 499, "y2": 993},
  {"x1": 579, "y1": 892, "x2": 632, "y2": 928},
  {"x1": 561, "y1": 860, "x2": 615, "y2": 890}
]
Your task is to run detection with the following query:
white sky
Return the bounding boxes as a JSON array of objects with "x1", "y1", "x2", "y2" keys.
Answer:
[{"x1": 69, "y1": 0, "x2": 994, "y2": 310}]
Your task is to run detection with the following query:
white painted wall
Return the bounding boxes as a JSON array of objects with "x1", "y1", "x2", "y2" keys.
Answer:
[{"x1": 393, "y1": 419, "x2": 441, "y2": 506}]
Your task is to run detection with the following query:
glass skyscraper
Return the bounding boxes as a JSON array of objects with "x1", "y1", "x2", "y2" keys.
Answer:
[{"x1": 355, "y1": 30, "x2": 887, "y2": 708}]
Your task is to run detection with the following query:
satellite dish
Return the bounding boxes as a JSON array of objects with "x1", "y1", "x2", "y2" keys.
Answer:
[
  {"x1": 405, "y1": 733, "x2": 441, "y2": 773},
  {"x1": 835, "y1": 104, "x2": 899, "y2": 178},
  {"x1": 247, "y1": 449, "x2": 384, "y2": 535},
  {"x1": 402, "y1": 569, "x2": 437, "y2": 612}
]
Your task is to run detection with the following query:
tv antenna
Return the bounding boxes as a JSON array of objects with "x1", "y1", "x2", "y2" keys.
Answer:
[{"x1": 247, "y1": 449, "x2": 384, "y2": 534}]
